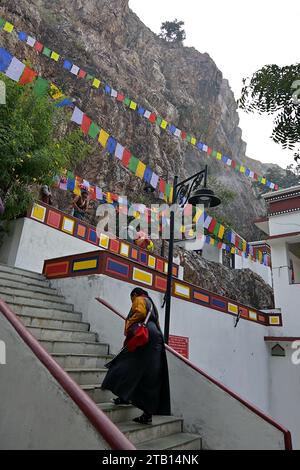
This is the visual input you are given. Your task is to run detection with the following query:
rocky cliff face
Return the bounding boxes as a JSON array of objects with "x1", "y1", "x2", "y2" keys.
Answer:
[{"x1": 0, "y1": 0, "x2": 275, "y2": 307}]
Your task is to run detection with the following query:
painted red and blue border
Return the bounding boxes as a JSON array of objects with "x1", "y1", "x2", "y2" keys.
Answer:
[{"x1": 43, "y1": 250, "x2": 282, "y2": 328}]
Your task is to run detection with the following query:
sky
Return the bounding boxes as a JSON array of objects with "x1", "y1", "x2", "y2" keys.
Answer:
[{"x1": 129, "y1": 0, "x2": 300, "y2": 169}]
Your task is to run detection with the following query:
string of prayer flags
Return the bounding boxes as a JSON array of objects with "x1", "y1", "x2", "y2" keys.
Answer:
[{"x1": 0, "y1": 15, "x2": 281, "y2": 191}]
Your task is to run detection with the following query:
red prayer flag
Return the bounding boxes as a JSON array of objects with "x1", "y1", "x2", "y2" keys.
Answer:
[
  {"x1": 208, "y1": 218, "x2": 217, "y2": 233},
  {"x1": 231, "y1": 160, "x2": 236, "y2": 169},
  {"x1": 19, "y1": 66, "x2": 38, "y2": 85},
  {"x1": 117, "y1": 93, "x2": 125, "y2": 102},
  {"x1": 89, "y1": 186, "x2": 97, "y2": 200},
  {"x1": 78, "y1": 69, "x2": 87, "y2": 79},
  {"x1": 81, "y1": 114, "x2": 92, "y2": 135},
  {"x1": 149, "y1": 113, "x2": 157, "y2": 123},
  {"x1": 181, "y1": 131, "x2": 187, "y2": 140},
  {"x1": 207, "y1": 147, "x2": 212, "y2": 155},
  {"x1": 159, "y1": 179, "x2": 166, "y2": 194},
  {"x1": 122, "y1": 148, "x2": 131, "y2": 167},
  {"x1": 34, "y1": 41, "x2": 44, "y2": 52}
]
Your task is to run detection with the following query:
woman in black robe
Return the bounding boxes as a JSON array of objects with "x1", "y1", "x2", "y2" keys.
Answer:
[{"x1": 102, "y1": 288, "x2": 171, "y2": 424}]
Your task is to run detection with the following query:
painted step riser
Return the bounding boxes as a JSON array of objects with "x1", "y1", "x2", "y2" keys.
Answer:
[
  {"x1": 41, "y1": 341, "x2": 109, "y2": 355},
  {"x1": 124, "y1": 421, "x2": 182, "y2": 446},
  {"x1": 19, "y1": 316, "x2": 89, "y2": 332},
  {"x1": 83, "y1": 387, "x2": 113, "y2": 403},
  {"x1": 1, "y1": 294, "x2": 74, "y2": 311},
  {"x1": 102, "y1": 407, "x2": 139, "y2": 424},
  {"x1": 67, "y1": 370, "x2": 106, "y2": 385},
  {"x1": 53, "y1": 356, "x2": 112, "y2": 369},
  {"x1": 28, "y1": 328, "x2": 96, "y2": 343},
  {"x1": 0, "y1": 264, "x2": 45, "y2": 280},
  {"x1": 0, "y1": 278, "x2": 56, "y2": 295},
  {"x1": 8, "y1": 304, "x2": 82, "y2": 322},
  {"x1": 0, "y1": 286, "x2": 65, "y2": 303}
]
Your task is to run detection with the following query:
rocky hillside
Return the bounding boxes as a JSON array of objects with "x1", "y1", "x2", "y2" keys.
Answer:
[{"x1": 0, "y1": 0, "x2": 275, "y2": 307}]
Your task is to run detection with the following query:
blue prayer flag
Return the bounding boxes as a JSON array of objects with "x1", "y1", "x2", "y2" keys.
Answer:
[{"x1": 0, "y1": 47, "x2": 13, "y2": 72}]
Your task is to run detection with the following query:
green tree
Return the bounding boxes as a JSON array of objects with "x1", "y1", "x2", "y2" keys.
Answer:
[
  {"x1": 0, "y1": 76, "x2": 91, "y2": 221},
  {"x1": 239, "y1": 64, "x2": 300, "y2": 155},
  {"x1": 159, "y1": 19, "x2": 186, "y2": 43}
]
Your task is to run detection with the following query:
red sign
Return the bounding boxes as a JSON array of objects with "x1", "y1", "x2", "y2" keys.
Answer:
[{"x1": 169, "y1": 335, "x2": 189, "y2": 359}]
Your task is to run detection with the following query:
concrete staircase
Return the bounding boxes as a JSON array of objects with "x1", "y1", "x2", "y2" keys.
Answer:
[{"x1": 0, "y1": 264, "x2": 201, "y2": 450}]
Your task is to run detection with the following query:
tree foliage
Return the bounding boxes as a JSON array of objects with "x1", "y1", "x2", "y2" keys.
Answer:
[
  {"x1": 239, "y1": 64, "x2": 300, "y2": 154},
  {"x1": 159, "y1": 19, "x2": 186, "y2": 43},
  {"x1": 0, "y1": 76, "x2": 91, "y2": 221}
]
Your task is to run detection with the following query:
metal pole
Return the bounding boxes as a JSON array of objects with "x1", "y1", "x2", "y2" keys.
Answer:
[{"x1": 164, "y1": 175, "x2": 178, "y2": 344}]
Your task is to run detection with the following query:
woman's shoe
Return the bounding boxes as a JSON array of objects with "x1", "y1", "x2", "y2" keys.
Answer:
[
  {"x1": 133, "y1": 413, "x2": 152, "y2": 425},
  {"x1": 111, "y1": 397, "x2": 130, "y2": 406}
]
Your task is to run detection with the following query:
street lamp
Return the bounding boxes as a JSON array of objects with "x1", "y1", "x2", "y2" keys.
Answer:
[{"x1": 164, "y1": 165, "x2": 221, "y2": 344}]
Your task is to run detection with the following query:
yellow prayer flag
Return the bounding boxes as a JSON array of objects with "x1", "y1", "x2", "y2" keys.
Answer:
[
  {"x1": 106, "y1": 193, "x2": 112, "y2": 204},
  {"x1": 92, "y1": 78, "x2": 101, "y2": 88},
  {"x1": 50, "y1": 83, "x2": 63, "y2": 100},
  {"x1": 218, "y1": 224, "x2": 225, "y2": 239},
  {"x1": 240, "y1": 166, "x2": 245, "y2": 173},
  {"x1": 210, "y1": 238, "x2": 215, "y2": 246},
  {"x1": 160, "y1": 120, "x2": 168, "y2": 130},
  {"x1": 191, "y1": 137, "x2": 197, "y2": 146},
  {"x1": 130, "y1": 101, "x2": 137, "y2": 110},
  {"x1": 98, "y1": 129, "x2": 110, "y2": 148},
  {"x1": 51, "y1": 51, "x2": 60, "y2": 62},
  {"x1": 261, "y1": 177, "x2": 266, "y2": 185},
  {"x1": 231, "y1": 247, "x2": 236, "y2": 254},
  {"x1": 169, "y1": 187, "x2": 173, "y2": 203},
  {"x1": 136, "y1": 161, "x2": 146, "y2": 179},
  {"x1": 4, "y1": 22, "x2": 14, "y2": 33},
  {"x1": 180, "y1": 225, "x2": 185, "y2": 233},
  {"x1": 193, "y1": 208, "x2": 203, "y2": 223},
  {"x1": 216, "y1": 152, "x2": 222, "y2": 160},
  {"x1": 242, "y1": 240, "x2": 247, "y2": 251}
]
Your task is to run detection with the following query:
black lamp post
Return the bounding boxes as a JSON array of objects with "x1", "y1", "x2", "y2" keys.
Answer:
[{"x1": 164, "y1": 165, "x2": 221, "y2": 344}]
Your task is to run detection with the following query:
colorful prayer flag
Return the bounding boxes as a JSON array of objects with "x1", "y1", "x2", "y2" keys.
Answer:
[{"x1": 98, "y1": 129, "x2": 110, "y2": 148}]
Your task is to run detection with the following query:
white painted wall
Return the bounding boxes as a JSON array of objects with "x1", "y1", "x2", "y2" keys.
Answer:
[
  {"x1": 234, "y1": 254, "x2": 272, "y2": 286},
  {"x1": 270, "y1": 238, "x2": 300, "y2": 335},
  {"x1": 202, "y1": 244, "x2": 222, "y2": 263},
  {"x1": 0, "y1": 218, "x2": 102, "y2": 273},
  {"x1": 266, "y1": 341, "x2": 300, "y2": 451},
  {"x1": 52, "y1": 275, "x2": 270, "y2": 413},
  {"x1": 0, "y1": 313, "x2": 108, "y2": 450},
  {"x1": 49, "y1": 283, "x2": 287, "y2": 450},
  {"x1": 268, "y1": 212, "x2": 300, "y2": 237}
]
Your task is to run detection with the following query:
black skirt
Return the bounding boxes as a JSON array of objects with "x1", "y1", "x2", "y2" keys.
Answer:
[{"x1": 102, "y1": 321, "x2": 171, "y2": 416}]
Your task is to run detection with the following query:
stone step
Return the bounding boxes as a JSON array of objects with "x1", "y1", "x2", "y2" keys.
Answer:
[
  {"x1": 119, "y1": 416, "x2": 183, "y2": 446},
  {"x1": 19, "y1": 315, "x2": 90, "y2": 332},
  {"x1": 52, "y1": 353, "x2": 113, "y2": 369},
  {"x1": 7, "y1": 303, "x2": 82, "y2": 322},
  {"x1": 0, "y1": 277, "x2": 55, "y2": 295},
  {"x1": 0, "y1": 271, "x2": 50, "y2": 289},
  {"x1": 1, "y1": 293, "x2": 74, "y2": 312},
  {"x1": 81, "y1": 384, "x2": 113, "y2": 403},
  {"x1": 98, "y1": 403, "x2": 139, "y2": 424},
  {"x1": 0, "y1": 264, "x2": 46, "y2": 281},
  {"x1": 28, "y1": 326, "x2": 97, "y2": 343},
  {"x1": 41, "y1": 340, "x2": 109, "y2": 355},
  {"x1": 0, "y1": 285, "x2": 65, "y2": 304},
  {"x1": 137, "y1": 433, "x2": 202, "y2": 451},
  {"x1": 65, "y1": 368, "x2": 107, "y2": 385}
]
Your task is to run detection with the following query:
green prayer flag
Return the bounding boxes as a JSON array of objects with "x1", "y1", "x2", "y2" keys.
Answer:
[
  {"x1": 166, "y1": 183, "x2": 171, "y2": 198},
  {"x1": 67, "y1": 170, "x2": 75, "y2": 180},
  {"x1": 33, "y1": 77, "x2": 49, "y2": 97},
  {"x1": 212, "y1": 150, "x2": 218, "y2": 158},
  {"x1": 186, "y1": 134, "x2": 192, "y2": 143},
  {"x1": 213, "y1": 222, "x2": 220, "y2": 237},
  {"x1": 156, "y1": 116, "x2": 162, "y2": 126},
  {"x1": 42, "y1": 47, "x2": 52, "y2": 57},
  {"x1": 88, "y1": 122, "x2": 100, "y2": 139},
  {"x1": 124, "y1": 97, "x2": 131, "y2": 107},
  {"x1": 86, "y1": 74, "x2": 94, "y2": 81},
  {"x1": 128, "y1": 156, "x2": 139, "y2": 173},
  {"x1": 0, "y1": 18, "x2": 5, "y2": 28}
]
